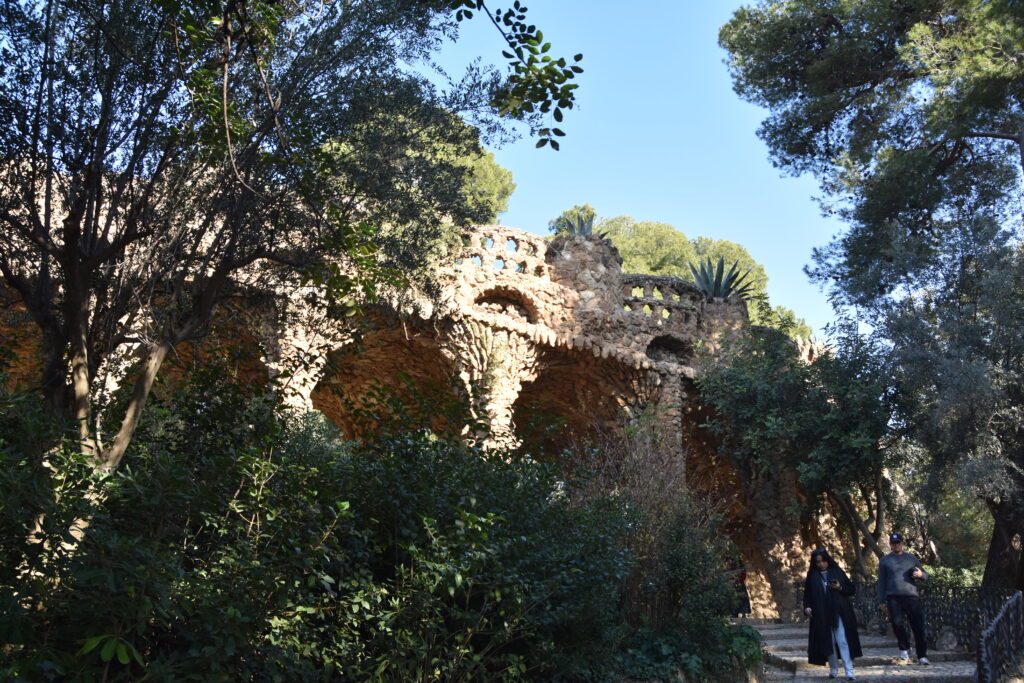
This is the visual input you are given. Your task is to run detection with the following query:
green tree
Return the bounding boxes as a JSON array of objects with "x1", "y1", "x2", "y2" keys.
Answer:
[
  {"x1": 600, "y1": 217, "x2": 696, "y2": 276},
  {"x1": 464, "y1": 150, "x2": 516, "y2": 222},
  {"x1": 721, "y1": 0, "x2": 1024, "y2": 587},
  {"x1": 0, "y1": 0, "x2": 574, "y2": 475},
  {"x1": 698, "y1": 322, "x2": 892, "y2": 580}
]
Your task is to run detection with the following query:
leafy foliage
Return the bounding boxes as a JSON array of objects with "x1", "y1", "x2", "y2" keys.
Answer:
[
  {"x1": 721, "y1": 0, "x2": 1024, "y2": 588},
  {"x1": 698, "y1": 322, "x2": 893, "y2": 578},
  {"x1": 0, "y1": 0, "x2": 579, "y2": 481},
  {"x1": 450, "y1": 0, "x2": 584, "y2": 150},
  {"x1": 561, "y1": 415, "x2": 763, "y2": 681},
  {"x1": 0, "y1": 355, "x2": 766, "y2": 681},
  {"x1": 598, "y1": 216, "x2": 698, "y2": 276},
  {"x1": 0, "y1": 365, "x2": 635, "y2": 681}
]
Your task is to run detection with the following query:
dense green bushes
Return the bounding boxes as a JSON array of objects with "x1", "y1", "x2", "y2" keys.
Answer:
[{"x1": 0, "y1": 369, "x2": 757, "y2": 681}]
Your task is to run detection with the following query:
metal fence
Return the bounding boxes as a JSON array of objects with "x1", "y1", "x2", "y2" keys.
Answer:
[
  {"x1": 858, "y1": 581, "x2": 1014, "y2": 651},
  {"x1": 978, "y1": 591, "x2": 1024, "y2": 683},
  {"x1": 922, "y1": 583, "x2": 1015, "y2": 651},
  {"x1": 802, "y1": 579, "x2": 1017, "y2": 653}
]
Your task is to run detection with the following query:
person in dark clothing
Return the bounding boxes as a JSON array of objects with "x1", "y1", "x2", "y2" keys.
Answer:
[
  {"x1": 728, "y1": 556, "x2": 752, "y2": 617},
  {"x1": 803, "y1": 548, "x2": 862, "y2": 680},
  {"x1": 877, "y1": 532, "x2": 930, "y2": 664}
]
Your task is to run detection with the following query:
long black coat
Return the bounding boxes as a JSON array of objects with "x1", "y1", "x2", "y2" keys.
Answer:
[{"x1": 803, "y1": 566, "x2": 863, "y2": 665}]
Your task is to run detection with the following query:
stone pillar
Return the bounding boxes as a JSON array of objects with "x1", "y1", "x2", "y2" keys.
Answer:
[
  {"x1": 440, "y1": 318, "x2": 540, "y2": 448},
  {"x1": 653, "y1": 371, "x2": 686, "y2": 466},
  {"x1": 258, "y1": 298, "x2": 352, "y2": 412}
]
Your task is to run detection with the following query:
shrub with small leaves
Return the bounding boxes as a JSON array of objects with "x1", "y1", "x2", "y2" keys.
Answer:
[{"x1": 0, "y1": 365, "x2": 631, "y2": 681}]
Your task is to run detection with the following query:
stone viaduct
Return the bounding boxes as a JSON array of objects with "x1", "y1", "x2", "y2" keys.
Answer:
[
  {"x1": 0, "y1": 223, "x2": 835, "y2": 618},
  {"x1": 258, "y1": 225, "x2": 837, "y2": 619}
]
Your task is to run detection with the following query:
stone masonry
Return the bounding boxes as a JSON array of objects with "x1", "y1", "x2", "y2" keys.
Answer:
[
  {"x1": 267, "y1": 225, "x2": 827, "y2": 618},
  {"x1": 300, "y1": 226, "x2": 747, "y2": 451},
  {"x1": 0, "y1": 223, "x2": 832, "y2": 619}
]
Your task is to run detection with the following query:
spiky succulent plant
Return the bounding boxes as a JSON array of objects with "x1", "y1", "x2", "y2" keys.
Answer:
[
  {"x1": 689, "y1": 257, "x2": 755, "y2": 300},
  {"x1": 566, "y1": 214, "x2": 609, "y2": 239},
  {"x1": 567, "y1": 214, "x2": 595, "y2": 235}
]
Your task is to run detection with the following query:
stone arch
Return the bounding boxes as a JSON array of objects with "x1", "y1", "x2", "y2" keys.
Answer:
[
  {"x1": 511, "y1": 348, "x2": 653, "y2": 457},
  {"x1": 645, "y1": 335, "x2": 694, "y2": 364},
  {"x1": 473, "y1": 287, "x2": 538, "y2": 324},
  {"x1": 310, "y1": 318, "x2": 458, "y2": 439}
]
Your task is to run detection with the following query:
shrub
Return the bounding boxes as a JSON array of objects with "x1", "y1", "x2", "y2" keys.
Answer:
[
  {"x1": 563, "y1": 412, "x2": 762, "y2": 681},
  {"x1": 0, "y1": 367, "x2": 632, "y2": 681}
]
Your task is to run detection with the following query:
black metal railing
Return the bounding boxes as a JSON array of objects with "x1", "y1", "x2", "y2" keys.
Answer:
[
  {"x1": 978, "y1": 591, "x2": 1024, "y2": 683},
  {"x1": 800, "y1": 579, "x2": 1017, "y2": 653},
  {"x1": 922, "y1": 583, "x2": 1015, "y2": 652},
  {"x1": 851, "y1": 580, "x2": 879, "y2": 631}
]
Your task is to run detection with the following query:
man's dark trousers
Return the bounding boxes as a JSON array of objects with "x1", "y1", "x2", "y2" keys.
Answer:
[{"x1": 887, "y1": 594, "x2": 927, "y2": 658}]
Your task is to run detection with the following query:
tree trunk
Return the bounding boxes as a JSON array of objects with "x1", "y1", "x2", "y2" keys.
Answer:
[
  {"x1": 982, "y1": 497, "x2": 1024, "y2": 590},
  {"x1": 831, "y1": 490, "x2": 885, "y2": 559},
  {"x1": 39, "y1": 330, "x2": 69, "y2": 420},
  {"x1": 97, "y1": 339, "x2": 172, "y2": 473}
]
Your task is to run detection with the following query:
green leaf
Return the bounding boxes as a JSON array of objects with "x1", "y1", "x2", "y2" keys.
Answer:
[
  {"x1": 77, "y1": 635, "x2": 109, "y2": 656},
  {"x1": 100, "y1": 637, "x2": 118, "y2": 662}
]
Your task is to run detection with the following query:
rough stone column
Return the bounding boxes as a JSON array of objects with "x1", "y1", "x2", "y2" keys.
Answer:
[
  {"x1": 652, "y1": 371, "x2": 686, "y2": 467},
  {"x1": 440, "y1": 318, "x2": 540, "y2": 447},
  {"x1": 258, "y1": 299, "x2": 352, "y2": 412}
]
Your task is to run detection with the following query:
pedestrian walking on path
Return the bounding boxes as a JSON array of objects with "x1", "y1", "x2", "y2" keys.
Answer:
[
  {"x1": 803, "y1": 548, "x2": 862, "y2": 680},
  {"x1": 877, "y1": 532, "x2": 930, "y2": 665}
]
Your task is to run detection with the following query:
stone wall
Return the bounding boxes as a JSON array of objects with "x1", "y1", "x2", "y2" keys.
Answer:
[{"x1": 0, "y1": 223, "x2": 833, "y2": 619}]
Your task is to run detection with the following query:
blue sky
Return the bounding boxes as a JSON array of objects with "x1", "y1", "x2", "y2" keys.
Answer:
[{"x1": 437, "y1": 2, "x2": 845, "y2": 338}]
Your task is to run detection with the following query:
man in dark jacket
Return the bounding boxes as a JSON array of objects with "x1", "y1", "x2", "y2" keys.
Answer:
[{"x1": 877, "y1": 532, "x2": 929, "y2": 664}]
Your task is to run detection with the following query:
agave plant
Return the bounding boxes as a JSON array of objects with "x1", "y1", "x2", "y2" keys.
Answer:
[
  {"x1": 566, "y1": 214, "x2": 609, "y2": 239},
  {"x1": 689, "y1": 257, "x2": 755, "y2": 300},
  {"x1": 567, "y1": 213, "x2": 595, "y2": 235}
]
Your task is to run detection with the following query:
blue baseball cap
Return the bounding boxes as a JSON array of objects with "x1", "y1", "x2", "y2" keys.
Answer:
[{"x1": 890, "y1": 533, "x2": 904, "y2": 543}]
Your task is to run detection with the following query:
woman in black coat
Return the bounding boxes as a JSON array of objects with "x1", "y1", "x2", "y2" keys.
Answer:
[{"x1": 803, "y1": 548, "x2": 862, "y2": 680}]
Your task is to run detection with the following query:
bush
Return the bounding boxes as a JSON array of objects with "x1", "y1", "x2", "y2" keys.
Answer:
[
  {"x1": 0, "y1": 368, "x2": 632, "y2": 681},
  {"x1": 562, "y1": 413, "x2": 762, "y2": 681}
]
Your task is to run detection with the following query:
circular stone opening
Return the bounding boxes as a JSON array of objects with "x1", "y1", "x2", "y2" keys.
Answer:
[{"x1": 645, "y1": 335, "x2": 694, "y2": 364}]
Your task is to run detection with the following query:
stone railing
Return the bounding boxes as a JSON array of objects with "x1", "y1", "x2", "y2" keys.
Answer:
[
  {"x1": 620, "y1": 274, "x2": 705, "y2": 325},
  {"x1": 454, "y1": 227, "x2": 551, "y2": 279}
]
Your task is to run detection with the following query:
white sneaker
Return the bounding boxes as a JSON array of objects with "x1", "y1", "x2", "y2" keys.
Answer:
[
  {"x1": 919, "y1": 656, "x2": 930, "y2": 665},
  {"x1": 898, "y1": 650, "x2": 909, "y2": 661}
]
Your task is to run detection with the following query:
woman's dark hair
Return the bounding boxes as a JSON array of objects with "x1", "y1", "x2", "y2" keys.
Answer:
[{"x1": 808, "y1": 548, "x2": 835, "y2": 573}]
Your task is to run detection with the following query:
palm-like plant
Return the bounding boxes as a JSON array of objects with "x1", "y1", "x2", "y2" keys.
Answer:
[{"x1": 689, "y1": 257, "x2": 755, "y2": 300}]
